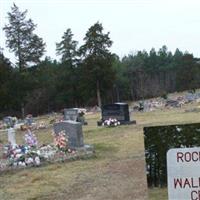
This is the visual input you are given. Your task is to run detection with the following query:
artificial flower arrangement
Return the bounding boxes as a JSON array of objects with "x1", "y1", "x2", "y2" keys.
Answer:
[
  {"x1": 3, "y1": 129, "x2": 41, "y2": 167},
  {"x1": 102, "y1": 118, "x2": 120, "y2": 127},
  {"x1": 4, "y1": 144, "x2": 41, "y2": 167},
  {"x1": 37, "y1": 121, "x2": 46, "y2": 129},
  {"x1": 53, "y1": 130, "x2": 77, "y2": 155},
  {"x1": 24, "y1": 129, "x2": 38, "y2": 147},
  {"x1": 53, "y1": 130, "x2": 70, "y2": 151},
  {"x1": 0, "y1": 126, "x2": 93, "y2": 172}
]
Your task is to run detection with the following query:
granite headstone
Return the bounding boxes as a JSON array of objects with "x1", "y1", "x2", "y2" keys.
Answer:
[
  {"x1": 64, "y1": 108, "x2": 79, "y2": 121},
  {"x1": 97, "y1": 102, "x2": 136, "y2": 125},
  {"x1": 64, "y1": 108, "x2": 87, "y2": 125},
  {"x1": 53, "y1": 120, "x2": 84, "y2": 148}
]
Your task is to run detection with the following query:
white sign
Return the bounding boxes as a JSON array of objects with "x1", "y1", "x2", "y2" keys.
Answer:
[{"x1": 167, "y1": 147, "x2": 200, "y2": 200}]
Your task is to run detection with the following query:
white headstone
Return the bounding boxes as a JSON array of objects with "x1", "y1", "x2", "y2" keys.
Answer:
[
  {"x1": 167, "y1": 147, "x2": 200, "y2": 200},
  {"x1": 7, "y1": 128, "x2": 16, "y2": 146}
]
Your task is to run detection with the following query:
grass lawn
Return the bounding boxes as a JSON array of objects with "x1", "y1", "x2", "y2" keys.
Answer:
[{"x1": 1, "y1": 101, "x2": 200, "y2": 199}]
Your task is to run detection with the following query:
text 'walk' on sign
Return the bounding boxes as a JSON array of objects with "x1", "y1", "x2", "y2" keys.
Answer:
[{"x1": 167, "y1": 147, "x2": 200, "y2": 200}]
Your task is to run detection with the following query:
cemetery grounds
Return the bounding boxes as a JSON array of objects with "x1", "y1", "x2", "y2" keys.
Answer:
[{"x1": 1, "y1": 98, "x2": 200, "y2": 199}]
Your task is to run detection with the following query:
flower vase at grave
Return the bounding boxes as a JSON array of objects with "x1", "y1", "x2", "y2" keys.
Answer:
[
  {"x1": 7, "y1": 127, "x2": 16, "y2": 146},
  {"x1": 24, "y1": 129, "x2": 38, "y2": 147}
]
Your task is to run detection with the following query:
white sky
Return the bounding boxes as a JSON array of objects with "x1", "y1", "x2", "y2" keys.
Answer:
[{"x1": 1, "y1": 0, "x2": 200, "y2": 63}]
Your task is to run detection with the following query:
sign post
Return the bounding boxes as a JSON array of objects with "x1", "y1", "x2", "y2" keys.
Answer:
[{"x1": 167, "y1": 147, "x2": 200, "y2": 200}]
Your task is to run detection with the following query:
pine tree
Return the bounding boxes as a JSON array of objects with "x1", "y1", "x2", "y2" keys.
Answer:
[
  {"x1": 56, "y1": 29, "x2": 80, "y2": 106},
  {"x1": 3, "y1": 4, "x2": 46, "y2": 71},
  {"x1": 56, "y1": 28, "x2": 78, "y2": 65},
  {"x1": 80, "y1": 22, "x2": 115, "y2": 107}
]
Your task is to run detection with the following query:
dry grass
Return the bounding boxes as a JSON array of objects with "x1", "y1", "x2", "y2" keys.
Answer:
[
  {"x1": 148, "y1": 188, "x2": 168, "y2": 200},
  {"x1": 0, "y1": 101, "x2": 200, "y2": 199}
]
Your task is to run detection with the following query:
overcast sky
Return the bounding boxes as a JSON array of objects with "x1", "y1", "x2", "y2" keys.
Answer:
[{"x1": 1, "y1": 0, "x2": 200, "y2": 63}]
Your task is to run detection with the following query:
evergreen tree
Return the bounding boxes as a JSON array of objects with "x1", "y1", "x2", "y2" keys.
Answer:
[
  {"x1": 56, "y1": 29, "x2": 80, "y2": 107},
  {"x1": 80, "y1": 22, "x2": 115, "y2": 107},
  {"x1": 56, "y1": 28, "x2": 78, "y2": 64},
  {"x1": 3, "y1": 4, "x2": 46, "y2": 71},
  {"x1": 0, "y1": 50, "x2": 13, "y2": 112}
]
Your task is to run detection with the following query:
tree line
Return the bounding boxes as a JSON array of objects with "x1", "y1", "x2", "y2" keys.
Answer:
[{"x1": 1, "y1": 4, "x2": 200, "y2": 117}]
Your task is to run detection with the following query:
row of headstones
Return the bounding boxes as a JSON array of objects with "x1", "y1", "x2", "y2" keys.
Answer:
[
  {"x1": 55, "y1": 103, "x2": 136, "y2": 148},
  {"x1": 4, "y1": 121, "x2": 83, "y2": 149},
  {"x1": 64, "y1": 103, "x2": 136, "y2": 127},
  {"x1": 2, "y1": 109, "x2": 84, "y2": 149},
  {"x1": 5, "y1": 103, "x2": 135, "y2": 149},
  {"x1": 3, "y1": 115, "x2": 34, "y2": 127}
]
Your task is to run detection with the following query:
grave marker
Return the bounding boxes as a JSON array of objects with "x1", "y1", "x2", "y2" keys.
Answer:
[
  {"x1": 64, "y1": 108, "x2": 79, "y2": 121},
  {"x1": 53, "y1": 120, "x2": 84, "y2": 148},
  {"x1": 97, "y1": 102, "x2": 136, "y2": 125},
  {"x1": 7, "y1": 128, "x2": 16, "y2": 146},
  {"x1": 25, "y1": 115, "x2": 33, "y2": 126},
  {"x1": 64, "y1": 108, "x2": 87, "y2": 125},
  {"x1": 3, "y1": 116, "x2": 15, "y2": 128}
]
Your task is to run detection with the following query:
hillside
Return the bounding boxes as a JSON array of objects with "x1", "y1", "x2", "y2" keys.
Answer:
[{"x1": 1, "y1": 90, "x2": 200, "y2": 199}]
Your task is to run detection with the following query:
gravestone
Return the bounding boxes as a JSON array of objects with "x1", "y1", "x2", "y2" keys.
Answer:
[
  {"x1": 25, "y1": 115, "x2": 33, "y2": 126},
  {"x1": 185, "y1": 93, "x2": 195, "y2": 102},
  {"x1": 64, "y1": 108, "x2": 87, "y2": 125},
  {"x1": 3, "y1": 116, "x2": 15, "y2": 128},
  {"x1": 64, "y1": 108, "x2": 79, "y2": 121},
  {"x1": 165, "y1": 99, "x2": 180, "y2": 108},
  {"x1": 53, "y1": 120, "x2": 84, "y2": 148},
  {"x1": 7, "y1": 128, "x2": 16, "y2": 146},
  {"x1": 139, "y1": 101, "x2": 144, "y2": 111},
  {"x1": 97, "y1": 102, "x2": 136, "y2": 125}
]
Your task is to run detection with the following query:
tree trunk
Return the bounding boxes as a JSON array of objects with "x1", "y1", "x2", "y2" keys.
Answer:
[
  {"x1": 97, "y1": 80, "x2": 102, "y2": 108},
  {"x1": 21, "y1": 102, "x2": 25, "y2": 119},
  {"x1": 130, "y1": 78, "x2": 135, "y2": 100},
  {"x1": 17, "y1": 31, "x2": 23, "y2": 72},
  {"x1": 116, "y1": 86, "x2": 120, "y2": 102}
]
